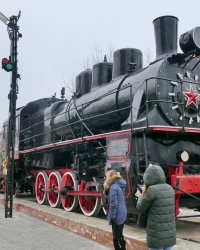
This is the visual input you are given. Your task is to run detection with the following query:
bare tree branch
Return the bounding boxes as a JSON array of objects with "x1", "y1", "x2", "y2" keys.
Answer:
[
  {"x1": 107, "y1": 43, "x2": 115, "y2": 62},
  {"x1": 80, "y1": 43, "x2": 115, "y2": 69},
  {"x1": 143, "y1": 47, "x2": 154, "y2": 67},
  {"x1": 80, "y1": 55, "x2": 91, "y2": 70},
  {"x1": 63, "y1": 72, "x2": 76, "y2": 99},
  {"x1": 64, "y1": 43, "x2": 115, "y2": 96}
]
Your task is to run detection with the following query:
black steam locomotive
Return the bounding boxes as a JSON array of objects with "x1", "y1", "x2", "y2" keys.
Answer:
[{"x1": 1, "y1": 15, "x2": 200, "y2": 217}]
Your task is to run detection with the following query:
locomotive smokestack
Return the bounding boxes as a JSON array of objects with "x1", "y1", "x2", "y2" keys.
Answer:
[{"x1": 153, "y1": 16, "x2": 179, "y2": 60}]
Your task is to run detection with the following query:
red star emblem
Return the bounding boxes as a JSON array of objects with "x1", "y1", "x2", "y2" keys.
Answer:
[{"x1": 183, "y1": 86, "x2": 200, "y2": 108}]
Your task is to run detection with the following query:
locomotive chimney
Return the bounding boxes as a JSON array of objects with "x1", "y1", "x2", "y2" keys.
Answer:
[{"x1": 153, "y1": 15, "x2": 179, "y2": 60}]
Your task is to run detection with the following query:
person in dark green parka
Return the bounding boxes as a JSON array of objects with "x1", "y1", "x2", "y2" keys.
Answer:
[{"x1": 135, "y1": 164, "x2": 176, "y2": 250}]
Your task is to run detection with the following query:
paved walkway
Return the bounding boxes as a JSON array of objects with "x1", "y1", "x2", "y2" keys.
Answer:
[
  {"x1": 0, "y1": 194, "x2": 200, "y2": 250},
  {"x1": 0, "y1": 205, "x2": 112, "y2": 250}
]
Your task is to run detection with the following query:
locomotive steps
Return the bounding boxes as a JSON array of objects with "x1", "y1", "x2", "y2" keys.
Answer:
[{"x1": 0, "y1": 194, "x2": 200, "y2": 250}]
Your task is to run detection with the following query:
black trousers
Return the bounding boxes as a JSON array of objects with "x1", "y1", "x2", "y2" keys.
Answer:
[{"x1": 112, "y1": 223, "x2": 124, "y2": 239}]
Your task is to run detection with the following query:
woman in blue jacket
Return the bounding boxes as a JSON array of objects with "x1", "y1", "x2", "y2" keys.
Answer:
[{"x1": 103, "y1": 170, "x2": 127, "y2": 250}]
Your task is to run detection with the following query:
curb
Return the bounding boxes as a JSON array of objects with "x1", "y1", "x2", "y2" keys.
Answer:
[{"x1": 0, "y1": 198, "x2": 148, "y2": 250}]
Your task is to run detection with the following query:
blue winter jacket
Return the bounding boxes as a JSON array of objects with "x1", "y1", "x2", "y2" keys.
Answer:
[{"x1": 105, "y1": 176, "x2": 127, "y2": 225}]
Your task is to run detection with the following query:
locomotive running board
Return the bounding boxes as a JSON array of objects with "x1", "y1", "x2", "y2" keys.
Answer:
[
  {"x1": 18, "y1": 125, "x2": 200, "y2": 155},
  {"x1": 18, "y1": 129, "x2": 132, "y2": 154}
]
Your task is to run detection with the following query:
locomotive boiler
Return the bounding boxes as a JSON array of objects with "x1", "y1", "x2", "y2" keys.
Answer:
[{"x1": 1, "y1": 15, "x2": 200, "y2": 217}]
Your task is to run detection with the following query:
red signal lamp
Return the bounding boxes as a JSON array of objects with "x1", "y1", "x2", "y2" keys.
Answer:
[{"x1": 2, "y1": 58, "x2": 13, "y2": 72}]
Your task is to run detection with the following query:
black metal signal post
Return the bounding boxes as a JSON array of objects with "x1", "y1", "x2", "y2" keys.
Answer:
[{"x1": 0, "y1": 11, "x2": 22, "y2": 218}]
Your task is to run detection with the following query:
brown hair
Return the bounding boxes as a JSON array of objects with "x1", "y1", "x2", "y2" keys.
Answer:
[
  {"x1": 105, "y1": 170, "x2": 121, "y2": 180},
  {"x1": 109, "y1": 170, "x2": 120, "y2": 177}
]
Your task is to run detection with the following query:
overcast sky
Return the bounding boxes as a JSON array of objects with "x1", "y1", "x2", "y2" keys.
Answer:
[{"x1": 0, "y1": 0, "x2": 200, "y2": 127}]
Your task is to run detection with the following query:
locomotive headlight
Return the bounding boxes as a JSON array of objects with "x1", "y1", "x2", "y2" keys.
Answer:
[{"x1": 176, "y1": 150, "x2": 189, "y2": 162}]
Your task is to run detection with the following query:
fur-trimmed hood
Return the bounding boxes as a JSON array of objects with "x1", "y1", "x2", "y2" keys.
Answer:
[{"x1": 103, "y1": 174, "x2": 126, "y2": 196}]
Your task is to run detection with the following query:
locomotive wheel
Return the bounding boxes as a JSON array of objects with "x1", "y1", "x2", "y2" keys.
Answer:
[
  {"x1": 35, "y1": 171, "x2": 48, "y2": 205},
  {"x1": 60, "y1": 172, "x2": 78, "y2": 211},
  {"x1": 47, "y1": 171, "x2": 62, "y2": 208},
  {"x1": 78, "y1": 178, "x2": 101, "y2": 217}
]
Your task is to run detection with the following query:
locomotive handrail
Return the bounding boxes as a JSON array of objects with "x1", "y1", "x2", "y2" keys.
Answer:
[
  {"x1": 19, "y1": 85, "x2": 130, "y2": 134},
  {"x1": 19, "y1": 80, "x2": 146, "y2": 135},
  {"x1": 19, "y1": 82, "x2": 142, "y2": 146},
  {"x1": 19, "y1": 105, "x2": 133, "y2": 146},
  {"x1": 18, "y1": 75, "x2": 200, "y2": 148},
  {"x1": 20, "y1": 105, "x2": 132, "y2": 138},
  {"x1": 144, "y1": 76, "x2": 200, "y2": 84},
  {"x1": 20, "y1": 83, "x2": 144, "y2": 142},
  {"x1": 64, "y1": 96, "x2": 76, "y2": 139},
  {"x1": 72, "y1": 96, "x2": 106, "y2": 151}
]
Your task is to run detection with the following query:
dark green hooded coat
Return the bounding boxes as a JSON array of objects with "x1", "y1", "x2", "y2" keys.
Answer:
[{"x1": 136, "y1": 164, "x2": 176, "y2": 249}]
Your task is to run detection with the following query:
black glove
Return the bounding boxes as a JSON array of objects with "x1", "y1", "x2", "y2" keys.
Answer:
[{"x1": 110, "y1": 218, "x2": 116, "y2": 225}]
